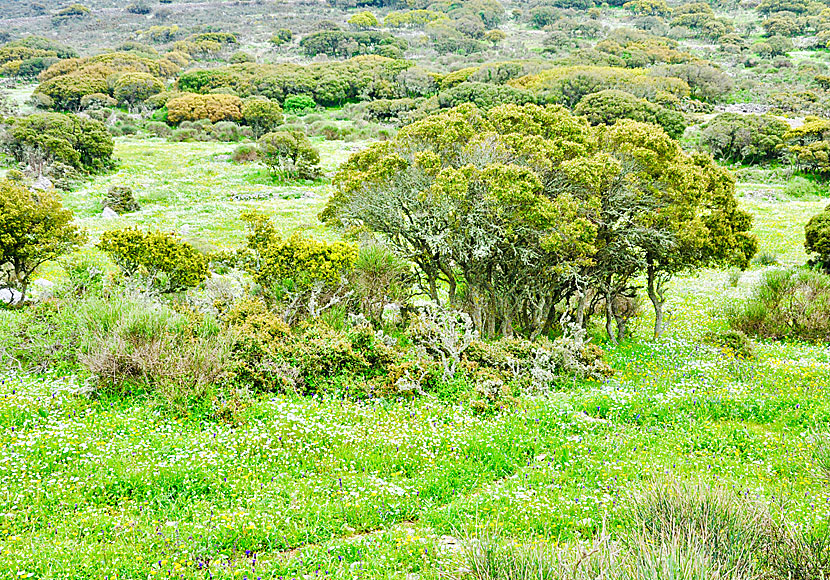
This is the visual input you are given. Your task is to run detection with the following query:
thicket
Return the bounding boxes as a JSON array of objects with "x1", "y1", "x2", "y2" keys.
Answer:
[
  {"x1": 299, "y1": 30, "x2": 407, "y2": 58},
  {"x1": 3, "y1": 112, "x2": 115, "y2": 175},
  {"x1": 699, "y1": 113, "x2": 789, "y2": 164},
  {"x1": 574, "y1": 89, "x2": 686, "y2": 138}
]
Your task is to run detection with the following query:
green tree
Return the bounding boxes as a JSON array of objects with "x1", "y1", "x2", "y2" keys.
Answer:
[
  {"x1": 0, "y1": 180, "x2": 86, "y2": 303},
  {"x1": 242, "y1": 98, "x2": 284, "y2": 138},
  {"x1": 348, "y1": 11, "x2": 379, "y2": 30},
  {"x1": 257, "y1": 131, "x2": 321, "y2": 180},
  {"x1": 113, "y1": 72, "x2": 164, "y2": 109},
  {"x1": 806, "y1": 204, "x2": 830, "y2": 272},
  {"x1": 4, "y1": 112, "x2": 114, "y2": 174}
]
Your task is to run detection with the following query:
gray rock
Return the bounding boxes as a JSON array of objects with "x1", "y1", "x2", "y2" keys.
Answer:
[
  {"x1": 102, "y1": 207, "x2": 119, "y2": 219},
  {"x1": 32, "y1": 175, "x2": 53, "y2": 191},
  {"x1": 0, "y1": 288, "x2": 22, "y2": 305}
]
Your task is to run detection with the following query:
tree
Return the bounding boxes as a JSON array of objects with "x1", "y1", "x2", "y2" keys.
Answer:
[
  {"x1": 4, "y1": 112, "x2": 114, "y2": 174},
  {"x1": 242, "y1": 98, "x2": 284, "y2": 138},
  {"x1": 166, "y1": 93, "x2": 244, "y2": 123},
  {"x1": 699, "y1": 113, "x2": 789, "y2": 164},
  {"x1": 806, "y1": 205, "x2": 830, "y2": 272},
  {"x1": 574, "y1": 89, "x2": 686, "y2": 138},
  {"x1": 98, "y1": 228, "x2": 208, "y2": 293},
  {"x1": 484, "y1": 29, "x2": 507, "y2": 45},
  {"x1": 323, "y1": 104, "x2": 756, "y2": 340},
  {"x1": 258, "y1": 131, "x2": 321, "y2": 180},
  {"x1": 348, "y1": 11, "x2": 379, "y2": 30},
  {"x1": 0, "y1": 180, "x2": 86, "y2": 304},
  {"x1": 113, "y1": 72, "x2": 164, "y2": 109},
  {"x1": 270, "y1": 29, "x2": 293, "y2": 45}
]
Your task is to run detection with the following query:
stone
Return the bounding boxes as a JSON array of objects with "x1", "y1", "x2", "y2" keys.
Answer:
[
  {"x1": 102, "y1": 207, "x2": 119, "y2": 218},
  {"x1": 31, "y1": 175, "x2": 53, "y2": 191},
  {"x1": 0, "y1": 288, "x2": 22, "y2": 305}
]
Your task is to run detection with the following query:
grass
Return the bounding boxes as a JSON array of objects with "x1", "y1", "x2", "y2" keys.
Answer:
[{"x1": 2, "y1": 140, "x2": 830, "y2": 578}]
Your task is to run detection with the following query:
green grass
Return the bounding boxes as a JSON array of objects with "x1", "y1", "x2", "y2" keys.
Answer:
[{"x1": 2, "y1": 141, "x2": 830, "y2": 578}]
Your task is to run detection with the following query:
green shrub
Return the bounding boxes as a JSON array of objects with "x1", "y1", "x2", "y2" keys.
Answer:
[
  {"x1": 242, "y1": 98, "x2": 284, "y2": 138},
  {"x1": 728, "y1": 267, "x2": 830, "y2": 342},
  {"x1": 98, "y1": 228, "x2": 209, "y2": 293},
  {"x1": 102, "y1": 186, "x2": 140, "y2": 214},
  {"x1": 705, "y1": 329, "x2": 755, "y2": 359},
  {"x1": 270, "y1": 29, "x2": 293, "y2": 45},
  {"x1": 4, "y1": 112, "x2": 114, "y2": 174},
  {"x1": 806, "y1": 205, "x2": 830, "y2": 272},
  {"x1": 166, "y1": 93, "x2": 244, "y2": 124},
  {"x1": 699, "y1": 113, "x2": 789, "y2": 164},
  {"x1": 574, "y1": 89, "x2": 686, "y2": 138},
  {"x1": 283, "y1": 94, "x2": 316, "y2": 114},
  {"x1": 232, "y1": 144, "x2": 258, "y2": 163},
  {"x1": 257, "y1": 130, "x2": 321, "y2": 180}
]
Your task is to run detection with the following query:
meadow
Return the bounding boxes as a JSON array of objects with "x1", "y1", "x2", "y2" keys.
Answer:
[{"x1": 1, "y1": 136, "x2": 829, "y2": 579}]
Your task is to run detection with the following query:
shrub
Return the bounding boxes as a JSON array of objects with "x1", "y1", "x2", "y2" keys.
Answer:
[
  {"x1": 210, "y1": 121, "x2": 247, "y2": 141},
  {"x1": 232, "y1": 144, "x2": 258, "y2": 163},
  {"x1": 144, "y1": 121, "x2": 172, "y2": 138},
  {"x1": 102, "y1": 186, "x2": 140, "y2": 214},
  {"x1": 80, "y1": 92, "x2": 117, "y2": 110},
  {"x1": 257, "y1": 130, "x2": 321, "y2": 180},
  {"x1": 98, "y1": 228, "x2": 209, "y2": 293},
  {"x1": 0, "y1": 180, "x2": 86, "y2": 304},
  {"x1": 728, "y1": 267, "x2": 830, "y2": 342},
  {"x1": 113, "y1": 72, "x2": 164, "y2": 109},
  {"x1": 283, "y1": 94, "x2": 316, "y2": 114},
  {"x1": 348, "y1": 11, "x2": 379, "y2": 30},
  {"x1": 806, "y1": 205, "x2": 830, "y2": 272},
  {"x1": 242, "y1": 98, "x2": 284, "y2": 138},
  {"x1": 705, "y1": 329, "x2": 754, "y2": 359},
  {"x1": 574, "y1": 89, "x2": 686, "y2": 138},
  {"x1": 349, "y1": 244, "x2": 412, "y2": 322},
  {"x1": 4, "y1": 112, "x2": 114, "y2": 174},
  {"x1": 270, "y1": 29, "x2": 293, "y2": 45},
  {"x1": 166, "y1": 93, "x2": 244, "y2": 123},
  {"x1": 298, "y1": 30, "x2": 407, "y2": 59}
]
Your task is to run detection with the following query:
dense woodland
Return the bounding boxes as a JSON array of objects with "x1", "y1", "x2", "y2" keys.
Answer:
[{"x1": 2, "y1": 0, "x2": 830, "y2": 578}]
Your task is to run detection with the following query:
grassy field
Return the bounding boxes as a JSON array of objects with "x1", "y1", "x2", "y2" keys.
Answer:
[{"x1": 1, "y1": 140, "x2": 830, "y2": 579}]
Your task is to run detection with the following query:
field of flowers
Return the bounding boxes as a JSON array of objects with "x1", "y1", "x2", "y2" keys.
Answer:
[{"x1": 1, "y1": 139, "x2": 829, "y2": 578}]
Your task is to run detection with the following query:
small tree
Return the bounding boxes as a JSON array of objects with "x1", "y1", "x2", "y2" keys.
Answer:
[
  {"x1": 806, "y1": 205, "x2": 830, "y2": 272},
  {"x1": 242, "y1": 98, "x2": 284, "y2": 138},
  {"x1": 113, "y1": 72, "x2": 164, "y2": 110},
  {"x1": 283, "y1": 94, "x2": 316, "y2": 114},
  {"x1": 0, "y1": 180, "x2": 86, "y2": 304},
  {"x1": 270, "y1": 29, "x2": 293, "y2": 45},
  {"x1": 98, "y1": 228, "x2": 208, "y2": 293},
  {"x1": 347, "y1": 11, "x2": 379, "y2": 30},
  {"x1": 257, "y1": 130, "x2": 321, "y2": 180}
]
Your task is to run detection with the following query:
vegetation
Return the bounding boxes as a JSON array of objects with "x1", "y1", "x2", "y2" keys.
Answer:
[{"x1": 2, "y1": 0, "x2": 830, "y2": 576}]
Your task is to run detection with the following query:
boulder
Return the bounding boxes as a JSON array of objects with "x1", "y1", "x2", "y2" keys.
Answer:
[
  {"x1": 0, "y1": 288, "x2": 22, "y2": 305},
  {"x1": 102, "y1": 207, "x2": 119, "y2": 218}
]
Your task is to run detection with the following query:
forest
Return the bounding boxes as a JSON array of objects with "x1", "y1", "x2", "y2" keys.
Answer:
[{"x1": 1, "y1": 0, "x2": 830, "y2": 578}]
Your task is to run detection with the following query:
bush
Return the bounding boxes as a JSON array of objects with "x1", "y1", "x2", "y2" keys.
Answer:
[
  {"x1": 166, "y1": 93, "x2": 244, "y2": 124},
  {"x1": 144, "y1": 121, "x2": 172, "y2": 138},
  {"x1": 102, "y1": 186, "x2": 140, "y2": 214},
  {"x1": 80, "y1": 92, "x2": 117, "y2": 110},
  {"x1": 806, "y1": 205, "x2": 830, "y2": 272},
  {"x1": 574, "y1": 89, "x2": 686, "y2": 138},
  {"x1": 705, "y1": 329, "x2": 754, "y2": 359},
  {"x1": 283, "y1": 94, "x2": 316, "y2": 114},
  {"x1": 728, "y1": 267, "x2": 830, "y2": 342},
  {"x1": 242, "y1": 98, "x2": 284, "y2": 138},
  {"x1": 113, "y1": 72, "x2": 164, "y2": 109},
  {"x1": 98, "y1": 228, "x2": 209, "y2": 293},
  {"x1": 270, "y1": 29, "x2": 293, "y2": 45},
  {"x1": 257, "y1": 130, "x2": 321, "y2": 180},
  {"x1": 4, "y1": 112, "x2": 114, "y2": 174},
  {"x1": 232, "y1": 144, "x2": 258, "y2": 163}
]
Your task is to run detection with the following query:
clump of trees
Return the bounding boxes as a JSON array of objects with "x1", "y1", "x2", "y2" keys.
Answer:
[
  {"x1": 574, "y1": 89, "x2": 686, "y2": 138},
  {"x1": 324, "y1": 103, "x2": 756, "y2": 340},
  {"x1": 0, "y1": 180, "x2": 86, "y2": 304},
  {"x1": 699, "y1": 113, "x2": 789, "y2": 164},
  {"x1": 3, "y1": 112, "x2": 115, "y2": 175},
  {"x1": 299, "y1": 30, "x2": 407, "y2": 58}
]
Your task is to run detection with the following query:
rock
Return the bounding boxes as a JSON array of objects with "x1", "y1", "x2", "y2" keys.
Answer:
[
  {"x1": 31, "y1": 279, "x2": 55, "y2": 301},
  {"x1": 102, "y1": 207, "x2": 119, "y2": 218},
  {"x1": 180, "y1": 224, "x2": 191, "y2": 234},
  {"x1": 0, "y1": 288, "x2": 22, "y2": 305},
  {"x1": 31, "y1": 175, "x2": 53, "y2": 191}
]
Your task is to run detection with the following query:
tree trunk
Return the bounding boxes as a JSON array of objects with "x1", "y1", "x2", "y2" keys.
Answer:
[
  {"x1": 647, "y1": 259, "x2": 664, "y2": 339},
  {"x1": 604, "y1": 288, "x2": 616, "y2": 344}
]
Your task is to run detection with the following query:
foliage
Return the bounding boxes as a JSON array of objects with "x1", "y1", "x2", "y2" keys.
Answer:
[
  {"x1": 113, "y1": 72, "x2": 165, "y2": 109},
  {"x1": 283, "y1": 94, "x2": 317, "y2": 113},
  {"x1": 574, "y1": 90, "x2": 686, "y2": 138},
  {"x1": 166, "y1": 93, "x2": 244, "y2": 123},
  {"x1": 270, "y1": 29, "x2": 293, "y2": 45},
  {"x1": 0, "y1": 180, "x2": 86, "y2": 303},
  {"x1": 241, "y1": 98, "x2": 284, "y2": 138},
  {"x1": 348, "y1": 11, "x2": 379, "y2": 30},
  {"x1": 805, "y1": 204, "x2": 830, "y2": 272},
  {"x1": 700, "y1": 113, "x2": 789, "y2": 164},
  {"x1": 102, "y1": 186, "x2": 140, "y2": 215},
  {"x1": 325, "y1": 103, "x2": 755, "y2": 339},
  {"x1": 98, "y1": 228, "x2": 209, "y2": 293},
  {"x1": 257, "y1": 131, "x2": 321, "y2": 180},
  {"x1": 728, "y1": 267, "x2": 830, "y2": 342},
  {"x1": 299, "y1": 30, "x2": 407, "y2": 58},
  {"x1": 4, "y1": 112, "x2": 114, "y2": 174}
]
